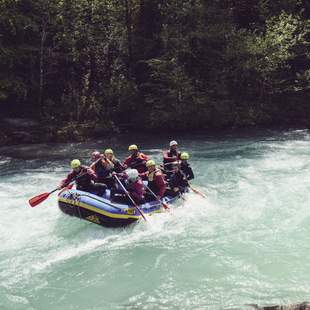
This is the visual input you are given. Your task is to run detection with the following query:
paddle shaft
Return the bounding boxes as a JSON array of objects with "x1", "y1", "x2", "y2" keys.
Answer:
[
  {"x1": 114, "y1": 175, "x2": 147, "y2": 221},
  {"x1": 189, "y1": 184, "x2": 207, "y2": 198},
  {"x1": 49, "y1": 188, "x2": 59, "y2": 195},
  {"x1": 145, "y1": 185, "x2": 170, "y2": 210}
]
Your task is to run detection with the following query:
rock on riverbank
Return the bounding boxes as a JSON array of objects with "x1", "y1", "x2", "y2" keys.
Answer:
[{"x1": 250, "y1": 302, "x2": 310, "y2": 310}]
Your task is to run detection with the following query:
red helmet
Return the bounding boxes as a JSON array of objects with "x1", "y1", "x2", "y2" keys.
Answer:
[{"x1": 91, "y1": 151, "x2": 101, "y2": 161}]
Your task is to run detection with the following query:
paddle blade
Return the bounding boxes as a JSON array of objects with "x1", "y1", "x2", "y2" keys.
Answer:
[{"x1": 28, "y1": 192, "x2": 50, "y2": 207}]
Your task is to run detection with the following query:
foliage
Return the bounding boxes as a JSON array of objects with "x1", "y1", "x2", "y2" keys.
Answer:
[{"x1": 0, "y1": 0, "x2": 309, "y2": 130}]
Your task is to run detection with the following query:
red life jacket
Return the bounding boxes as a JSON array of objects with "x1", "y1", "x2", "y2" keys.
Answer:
[
  {"x1": 163, "y1": 150, "x2": 181, "y2": 171},
  {"x1": 124, "y1": 152, "x2": 149, "y2": 173},
  {"x1": 146, "y1": 169, "x2": 166, "y2": 197}
]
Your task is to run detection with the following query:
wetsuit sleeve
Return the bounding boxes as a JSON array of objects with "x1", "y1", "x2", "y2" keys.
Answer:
[
  {"x1": 123, "y1": 156, "x2": 131, "y2": 166},
  {"x1": 87, "y1": 167, "x2": 98, "y2": 182},
  {"x1": 60, "y1": 171, "x2": 76, "y2": 187},
  {"x1": 141, "y1": 153, "x2": 149, "y2": 161},
  {"x1": 187, "y1": 166, "x2": 194, "y2": 181},
  {"x1": 181, "y1": 172, "x2": 189, "y2": 187},
  {"x1": 90, "y1": 161, "x2": 99, "y2": 173}
]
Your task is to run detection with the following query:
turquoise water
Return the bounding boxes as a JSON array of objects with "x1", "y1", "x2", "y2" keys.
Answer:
[{"x1": 1, "y1": 130, "x2": 310, "y2": 309}]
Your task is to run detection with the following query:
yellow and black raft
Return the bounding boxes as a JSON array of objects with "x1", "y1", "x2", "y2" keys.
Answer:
[{"x1": 58, "y1": 189, "x2": 178, "y2": 227}]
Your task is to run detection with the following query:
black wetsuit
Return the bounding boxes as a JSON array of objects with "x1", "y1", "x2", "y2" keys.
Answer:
[
  {"x1": 167, "y1": 170, "x2": 189, "y2": 197},
  {"x1": 180, "y1": 162, "x2": 194, "y2": 181}
]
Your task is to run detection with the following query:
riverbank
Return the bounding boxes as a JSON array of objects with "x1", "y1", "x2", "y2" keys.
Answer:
[
  {"x1": 0, "y1": 118, "x2": 120, "y2": 146},
  {"x1": 1, "y1": 117, "x2": 308, "y2": 147}
]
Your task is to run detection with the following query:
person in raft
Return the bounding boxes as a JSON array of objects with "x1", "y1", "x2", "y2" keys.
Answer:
[
  {"x1": 90, "y1": 150, "x2": 102, "y2": 163},
  {"x1": 180, "y1": 152, "x2": 194, "y2": 181},
  {"x1": 140, "y1": 160, "x2": 166, "y2": 201},
  {"x1": 163, "y1": 140, "x2": 181, "y2": 176},
  {"x1": 123, "y1": 144, "x2": 149, "y2": 173},
  {"x1": 166, "y1": 161, "x2": 189, "y2": 197},
  {"x1": 90, "y1": 149, "x2": 125, "y2": 189},
  {"x1": 104, "y1": 148, "x2": 125, "y2": 173},
  {"x1": 58, "y1": 159, "x2": 107, "y2": 195},
  {"x1": 111, "y1": 169, "x2": 145, "y2": 205}
]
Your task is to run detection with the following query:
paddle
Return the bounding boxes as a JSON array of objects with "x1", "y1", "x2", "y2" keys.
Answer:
[
  {"x1": 113, "y1": 175, "x2": 147, "y2": 221},
  {"x1": 144, "y1": 185, "x2": 170, "y2": 210},
  {"x1": 189, "y1": 184, "x2": 207, "y2": 199},
  {"x1": 28, "y1": 180, "x2": 77, "y2": 207},
  {"x1": 28, "y1": 188, "x2": 59, "y2": 207}
]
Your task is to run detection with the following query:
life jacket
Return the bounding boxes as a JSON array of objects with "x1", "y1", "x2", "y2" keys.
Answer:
[
  {"x1": 94, "y1": 158, "x2": 114, "y2": 180},
  {"x1": 163, "y1": 149, "x2": 181, "y2": 161},
  {"x1": 60, "y1": 165, "x2": 97, "y2": 189},
  {"x1": 163, "y1": 149, "x2": 181, "y2": 171},
  {"x1": 124, "y1": 152, "x2": 148, "y2": 173},
  {"x1": 111, "y1": 157, "x2": 124, "y2": 173},
  {"x1": 147, "y1": 169, "x2": 166, "y2": 197},
  {"x1": 104, "y1": 158, "x2": 115, "y2": 171},
  {"x1": 147, "y1": 169, "x2": 160, "y2": 182},
  {"x1": 75, "y1": 166, "x2": 94, "y2": 188}
]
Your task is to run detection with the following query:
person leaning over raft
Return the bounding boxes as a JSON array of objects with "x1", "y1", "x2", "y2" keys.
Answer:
[
  {"x1": 180, "y1": 152, "x2": 194, "y2": 181},
  {"x1": 123, "y1": 144, "x2": 149, "y2": 173},
  {"x1": 140, "y1": 160, "x2": 166, "y2": 201},
  {"x1": 58, "y1": 159, "x2": 107, "y2": 195},
  {"x1": 167, "y1": 162, "x2": 189, "y2": 197}
]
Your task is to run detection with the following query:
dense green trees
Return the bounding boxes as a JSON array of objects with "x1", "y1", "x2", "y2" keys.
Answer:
[{"x1": 0, "y1": 0, "x2": 309, "y2": 133}]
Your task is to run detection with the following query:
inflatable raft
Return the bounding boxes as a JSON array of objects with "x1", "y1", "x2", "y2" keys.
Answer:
[{"x1": 58, "y1": 189, "x2": 179, "y2": 227}]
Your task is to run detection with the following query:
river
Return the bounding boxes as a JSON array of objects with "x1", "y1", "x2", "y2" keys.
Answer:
[{"x1": 1, "y1": 130, "x2": 310, "y2": 309}]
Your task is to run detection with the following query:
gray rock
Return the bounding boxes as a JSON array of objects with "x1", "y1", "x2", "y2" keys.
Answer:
[{"x1": 249, "y1": 302, "x2": 310, "y2": 310}]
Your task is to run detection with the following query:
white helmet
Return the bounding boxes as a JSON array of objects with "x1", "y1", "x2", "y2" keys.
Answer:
[
  {"x1": 169, "y1": 140, "x2": 178, "y2": 147},
  {"x1": 127, "y1": 169, "x2": 139, "y2": 182}
]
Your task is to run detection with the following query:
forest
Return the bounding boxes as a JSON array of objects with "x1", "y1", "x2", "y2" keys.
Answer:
[{"x1": 0, "y1": 0, "x2": 309, "y2": 140}]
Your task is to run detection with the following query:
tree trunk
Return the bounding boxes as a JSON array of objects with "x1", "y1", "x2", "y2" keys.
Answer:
[
  {"x1": 39, "y1": 12, "x2": 48, "y2": 118},
  {"x1": 125, "y1": 0, "x2": 132, "y2": 77}
]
